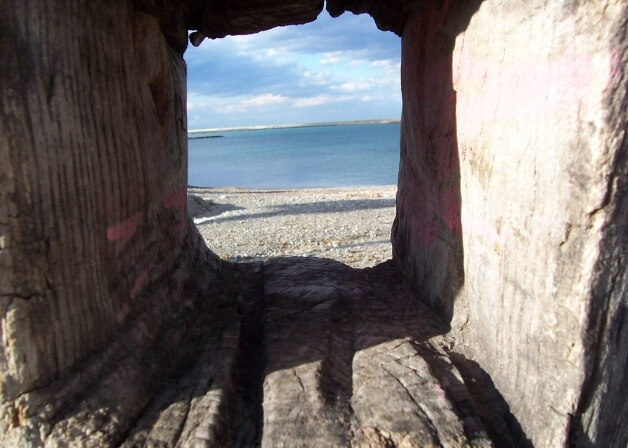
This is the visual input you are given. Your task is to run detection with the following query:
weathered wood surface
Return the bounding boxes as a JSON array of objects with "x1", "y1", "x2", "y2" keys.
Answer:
[
  {"x1": 120, "y1": 258, "x2": 527, "y2": 447},
  {"x1": 0, "y1": 0, "x2": 197, "y2": 418},
  {"x1": 0, "y1": 255, "x2": 531, "y2": 446},
  {"x1": 13, "y1": 257, "x2": 524, "y2": 447},
  {"x1": 393, "y1": 1, "x2": 628, "y2": 446},
  {"x1": 1, "y1": 0, "x2": 626, "y2": 446},
  {"x1": 0, "y1": 257, "x2": 489, "y2": 446},
  {"x1": 0, "y1": 1, "x2": 224, "y2": 445}
]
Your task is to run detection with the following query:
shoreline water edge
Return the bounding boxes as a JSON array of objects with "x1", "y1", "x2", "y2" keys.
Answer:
[{"x1": 188, "y1": 119, "x2": 401, "y2": 137}]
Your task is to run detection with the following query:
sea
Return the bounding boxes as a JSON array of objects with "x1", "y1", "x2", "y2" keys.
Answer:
[{"x1": 187, "y1": 121, "x2": 400, "y2": 189}]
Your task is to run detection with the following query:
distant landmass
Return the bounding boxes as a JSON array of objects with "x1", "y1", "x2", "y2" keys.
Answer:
[
  {"x1": 192, "y1": 135, "x2": 224, "y2": 140},
  {"x1": 188, "y1": 119, "x2": 401, "y2": 137}
]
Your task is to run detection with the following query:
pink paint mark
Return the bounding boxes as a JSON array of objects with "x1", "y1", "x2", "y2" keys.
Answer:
[
  {"x1": 106, "y1": 212, "x2": 142, "y2": 242},
  {"x1": 438, "y1": 189, "x2": 462, "y2": 234},
  {"x1": 465, "y1": 215, "x2": 505, "y2": 247},
  {"x1": 116, "y1": 303, "x2": 130, "y2": 323},
  {"x1": 607, "y1": 47, "x2": 623, "y2": 90},
  {"x1": 164, "y1": 186, "x2": 186, "y2": 234},
  {"x1": 415, "y1": 217, "x2": 439, "y2": 249},
  {"x1": 431, "y1": 383, "x2": 449, "y2": 407},
  {"x1": 163, "y1": 186, "x2": 186, "y2": 209},
  {"x1": 130, "y1": 268, "x2": 149, "y2": 300},
  {"x1": 454, "y1": 43, "x2": 596, "y2": 144}
]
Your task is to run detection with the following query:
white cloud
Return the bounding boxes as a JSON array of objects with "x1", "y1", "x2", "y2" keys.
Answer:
[
  {"x1": 332, "y1": 81, "x2": 374, "y2": 92},
  {"x1": 371, "y1": 59, "x2": 401, "y2": 76},
  {"x1": 349, "y1": 58, "x2": 368, "y2": 67},
  {"x1": 244, "y1": 93, "x2": 287, "y2": 106},
  {"x1": 301, "y1": 70, "x2": 328, "y2": 83},
  {"x1": 371, "y1": 59, "x2": 393, "y2": 67},
  {"x1": 184, "y1": 11, "x2": 402, "y2": 128},
  {"x1": 220, "y1": 93, "x2": 288, "y2": 113},
  {"x1": 187, "y1": 93, "x2": 215, "y2": 111},
  {"x1": 320, "y1": 51, "x2": 343, "y2": 65},
  {"x1": 292, "y1": 94, "x2": 352, "y2": 108},
  {"x1": 229, "y1": 33, "x2": 266, "y2": 49}
]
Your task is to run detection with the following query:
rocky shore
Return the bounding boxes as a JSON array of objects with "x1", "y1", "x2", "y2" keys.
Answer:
[{"x1": 188, "y1": 185, "x2": 397, "y2": 268}]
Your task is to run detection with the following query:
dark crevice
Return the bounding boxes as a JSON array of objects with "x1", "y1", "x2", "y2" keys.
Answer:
[
  {"x1": 225, "y1": 261, "x2": 266, "y2": 447},
  {"x1": 318, "y1": 296, "x2": 354, "y2": 407},
  {"x1": 318, "y1": 294, "x2": 356, "y2": 444}
]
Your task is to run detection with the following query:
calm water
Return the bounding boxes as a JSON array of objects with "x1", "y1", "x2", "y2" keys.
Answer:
[{"x1": 188, "y1": 123, "x2": 400, "y2": 189}]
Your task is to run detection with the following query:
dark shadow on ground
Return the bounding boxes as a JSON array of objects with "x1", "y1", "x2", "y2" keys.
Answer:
[
  {"x1": 194, "y1": 198, "x2": 396, "y2": 224},
  {"x1": 447, "y1": 352, "x2": 534, "y2": 447},
  {"x1": 124, "y1": 256, "x2": 531, "y2": 447}
]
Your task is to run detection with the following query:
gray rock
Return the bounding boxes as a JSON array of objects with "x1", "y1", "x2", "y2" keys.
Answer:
[{"x1": 187, "y1": 194, "x2": 214, "y2": 218}]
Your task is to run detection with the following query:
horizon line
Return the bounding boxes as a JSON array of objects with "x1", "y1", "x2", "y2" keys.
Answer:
[{"x1": 188, "y1": 118, "x2": 401, "y2": 134}]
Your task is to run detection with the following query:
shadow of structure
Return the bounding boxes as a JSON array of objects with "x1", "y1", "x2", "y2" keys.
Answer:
[
  {"x1": 122, "y1": 257, "x2": 532, "y2": 447},
  {"x1": 197, "y1": 198, "x2": 396, "y2": 223}
]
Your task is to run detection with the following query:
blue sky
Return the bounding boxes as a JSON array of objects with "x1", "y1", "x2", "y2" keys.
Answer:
[{"x1": 184, "y1": 10, "x2": 401, "y2": 130}]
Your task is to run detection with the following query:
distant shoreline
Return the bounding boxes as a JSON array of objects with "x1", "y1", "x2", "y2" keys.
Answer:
[
  {"x1": 187, "y1": 184, "x2": 397, "y2": 192},
  {"x1": 188, "y1": 119, "x2": 400, "y2": 136}
]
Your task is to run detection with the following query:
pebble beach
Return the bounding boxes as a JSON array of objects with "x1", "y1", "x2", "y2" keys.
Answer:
[{"x1": 189, "y1": 185, "x2": 397, "y2": 268}]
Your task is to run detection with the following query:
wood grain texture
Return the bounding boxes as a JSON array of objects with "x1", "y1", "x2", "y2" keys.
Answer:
[
  {"x1": 0, "y1": 0, "x2": 219, "y2": 444},
  {"x1": 7, "y1": 257, "x2": 525, "y2": 447},
  {"x1": 393, "y1": 1, "x2": 628, "y2": 446},
  {"x1": 0, "y1": 0, "x2": 626, "y2": 446},
  {"x1": 118, "y1": 259, "x2": 525, "y2": 448}
]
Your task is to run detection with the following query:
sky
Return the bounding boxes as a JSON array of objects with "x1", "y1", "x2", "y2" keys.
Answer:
[{"x1": 184, "y1": 10, "x2": 402, "y2": 130}]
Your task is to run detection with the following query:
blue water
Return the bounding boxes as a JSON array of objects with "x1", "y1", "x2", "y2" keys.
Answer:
[{"x1": 188, "y1": 123, "x2": 400, "y2": 189}]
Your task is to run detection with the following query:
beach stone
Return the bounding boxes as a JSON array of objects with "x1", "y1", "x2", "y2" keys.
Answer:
[{"x1": 187, "y1": 194, "x2": 214, "y2": 218}]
